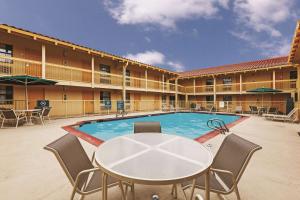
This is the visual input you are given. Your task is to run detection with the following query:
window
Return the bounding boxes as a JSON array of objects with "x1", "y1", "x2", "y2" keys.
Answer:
[
  {"x1": 223, "y1": 95, "x2": 232, "y2": 102},
  {"x1": 205, "y1": 79, "x2": 213, "y2": 92},
  {"x1": 162, "y1": 95, "x2": 166, "y2": 104},
  {"x1": 125, "y1": 93, "x2": 130, "y2": 109},
  {"x1": 100, "y1": 91, "x2": 111, "y2": 102},
  {"x1": 0, "y1": 86, "x2": 13, "y2": 105},
  {"x1": 99, "y1": 64, "x2": 111, "y2": 84},
  {"x1": 290, "y1": 71, "x2": 297, "y2": 79},
  {"x1": 223, "y1": 77, "x2": 232, "y2": 91},
  {"x1": 290, "y1": 71, "x2": 297, "y2": 88},
  {"x1": 126, "y1": 70, "x2": 130, "y2": 86},
  {"x1": 0, "y1": 44, "x2": 13, "y2": 63},
  {"x1": 206, "y1": 95, "x2": 214, "y2": 102}
]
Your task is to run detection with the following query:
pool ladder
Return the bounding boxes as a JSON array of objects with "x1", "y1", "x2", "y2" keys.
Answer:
[{"x1": 206, "y1": 118, "x2": 229, "y2": 135}]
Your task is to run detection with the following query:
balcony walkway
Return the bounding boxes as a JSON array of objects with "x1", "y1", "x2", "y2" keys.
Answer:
[{"x1": 0, "y1": 112, "x2": 299, "y2": 199}]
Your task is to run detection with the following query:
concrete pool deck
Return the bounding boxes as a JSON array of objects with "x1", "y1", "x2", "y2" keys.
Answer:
[{"x1": 0, "y1": 112, "x2": 299, "y2": 200}]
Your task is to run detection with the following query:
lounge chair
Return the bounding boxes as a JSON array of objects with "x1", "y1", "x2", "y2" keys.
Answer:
[
  {"x1": 235, "y1": 106, "x2": 243, "y2": 114},
  {"x1": 134, "y1": 121, "x2": 162, "y2": 133},
  {"x1": 31, "y1": 107, "x2": 51, "y2": 125},
  {"x1": 44, "y1": 134, "x2": 129, "y2": 200},
  {"x1": 263, "y1": 108, "x2": 297, "y2": 122},
  {"x1": 0, "y1": 109, "x2": 27, "y2": 128},
  {"x1": 249, "y1": 106, "x2": 258, "y2": 114},
  {"x1": 267, "y1": 107, "x2": 278, "y2": 114},
  {"x1": 180, "y1": 134, "x2": 262, "y2": 200}
]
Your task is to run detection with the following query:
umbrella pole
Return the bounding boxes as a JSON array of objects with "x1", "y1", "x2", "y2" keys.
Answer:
[{"x1": 25, "y1": 79, "x2": 28, "y2": 110}]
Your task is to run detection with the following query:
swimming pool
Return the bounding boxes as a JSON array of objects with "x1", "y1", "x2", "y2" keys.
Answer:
[{"x1": 76, "y1": 113, "x2": 240, "y2": 141}]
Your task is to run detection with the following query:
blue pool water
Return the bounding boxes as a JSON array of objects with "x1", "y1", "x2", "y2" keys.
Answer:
[{"x1": 77, "y1": 113, "x2": 240, "y2": 141}]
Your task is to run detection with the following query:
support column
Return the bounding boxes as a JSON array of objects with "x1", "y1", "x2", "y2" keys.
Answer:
[
  {"x1": 193, "y1": 78, "x2": 196, "y2": 95},
  {"x1": 122, "y1": 62, "x2": 128, "y2": 101},
  {"x1": 213, "y1": 76, "x2": 216, "y2": 105},
  {"x1": 162, "y1": 74, "x2": 165, "y2": 93},
  {"x1": 239, "y1": 74, "x2": 243, "y2": 94},
  {"x1": 91, "y1": 57, "x2": 95, "y2": 88},
  {"x1": 145, "y1": 68, "x2": 148, "y2": 91},
  {"x1": 42, "y1": 45, "x2": 46, "y2": 79},
  {"x1": 185, "y1": 93, "x2": 188, "y2": 110},
  {"x1": 272, "y1": 70, "x2": 276, "y2": 89},
  {"x1": 175, "y1": 78, "x2": 178, "y2": 110}
]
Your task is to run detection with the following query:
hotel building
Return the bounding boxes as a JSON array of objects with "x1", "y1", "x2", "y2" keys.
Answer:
[{"x1": 0, "y1": 21, "x2": 300, "y2": 117}]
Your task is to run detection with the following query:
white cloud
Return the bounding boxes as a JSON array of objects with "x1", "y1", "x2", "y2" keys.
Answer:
[
  {"x1": 124, "y1": 50, "x2": 185, "y2": 71},
  {"x1": 144, "y1": 36, "x2": 151, "y2": 43},
  {"x1": 230, "y1": 31, "x2": 290, "y2": 56},
  {"x1": 233, "y1": 0, "x2": 296, "y2": 37},
  {"x1": 104, "y1": 0, "x2": 221, "y2": 29},
  {"x1": 218, "y1": 0, "x2": 230, "y2": 9}
]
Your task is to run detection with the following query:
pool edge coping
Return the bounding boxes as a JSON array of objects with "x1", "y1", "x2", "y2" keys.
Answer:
[{"x1": 62, "y1": 111, "x2": 249, "y2": 146}]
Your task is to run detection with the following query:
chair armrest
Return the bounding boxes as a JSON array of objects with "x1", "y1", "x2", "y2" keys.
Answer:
[
  {"x1": 74, "y1": 168, "x2": 101, "y2": 190},
  {"x1": 210, "y1": 168, "x2": 236, "y2": 185},
  {"x1": 91, "y1": 151, "x2": 96, "y2": 163}
]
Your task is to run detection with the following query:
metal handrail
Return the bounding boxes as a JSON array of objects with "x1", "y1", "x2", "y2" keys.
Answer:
[{"x1": 207, "y1": 118, "x2": 229, "y2": 135}]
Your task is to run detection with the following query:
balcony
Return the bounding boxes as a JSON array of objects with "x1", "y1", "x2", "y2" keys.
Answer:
[{"x1": 0, "y1": 55, "x2": 179, "y2": 93}]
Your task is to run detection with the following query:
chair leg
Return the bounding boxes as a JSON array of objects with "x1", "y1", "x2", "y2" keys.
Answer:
[
  {"x1": 79, "y1": 194, "x2": 85, "y2": 200},
  {"x1": 189, "y1": 179, "x2": 196, "y2": 200},
  {"x1": 174, "y1": 184, "x2": 178, "y2": 199},
  {"x1": 180, "y1": 186, "x2": 188, "y2": 200},
  {"x1": 131, "y1": 183, "x2": 135, "y2": 200},
  {"x1": 1, "y1": 119, "x2": 5, "y2": 128},
  {"x1": 15, "y1": 119, "x2": 19, "y2": 128},
  {"x1": 70, "y1": 186, "x2": 77, "y2": 200},
  {"x1": 234, "y1": 185, "x2": 241, "y2": 200}
]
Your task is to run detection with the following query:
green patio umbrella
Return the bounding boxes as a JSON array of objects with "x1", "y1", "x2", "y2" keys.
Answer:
[
  {"x1": 247, "y1": 87, "x2": 282, "y2": 107},
  {"x1": 0, "y1": 75, "x2": 57, "y2": 110}
]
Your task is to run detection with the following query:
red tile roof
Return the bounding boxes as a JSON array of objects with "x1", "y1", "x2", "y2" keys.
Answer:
[{"x1": 179, "y1": 56, "x2": 289, "y2": 78}]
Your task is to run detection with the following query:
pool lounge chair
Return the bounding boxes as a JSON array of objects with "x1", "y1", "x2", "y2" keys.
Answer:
[
  {"x1": 180, "y1": 134, "x2": 262, "y2": 200},
  {"x1": 263, "y1": 108, "x2": 297, "y2": 122},
  {"x1": 0, "y1": 109, "x2": 27, "y2": 128},
  {"x1": 44, "y1": 134, "x2": 129, "y2": 200},
  {"x1": 134, "y1": 122, "x2": 162, "y2": 133}
]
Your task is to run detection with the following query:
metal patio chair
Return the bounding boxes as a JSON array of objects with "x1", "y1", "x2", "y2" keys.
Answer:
[
  {"x1": 0, "y1": 109, "x2": 27, "y2": 128},
  {"x1": 31, "y1": 107, "x2": 52, "y2": 125},
  {"x1": 44, "y1": 134, "x2": 127, "y2": 200},
  {"x1": 133, "y1": 121, "x2": 162, "y2": 133},
  {"x1": 180, "y1": 134, "x2": 262, "y2": 200}
]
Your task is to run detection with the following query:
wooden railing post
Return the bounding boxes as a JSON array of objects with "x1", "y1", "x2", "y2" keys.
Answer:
[
  {"x1": 42, "y1": 45, "x2": 46, "y2": 78},
  {"x1": 122, "y1": 62, "x2": 128, "y2": 103},
  {"x1": 193, "y1": 78, "x2": 196, "y2": 95},
  {"x1": 175, "y1": 78, "x2": 178, "y2": 110},
  {"x1": 162, "y1": 74, "x2": 165, "y2": 93},
  {"x1": 240, "y1": 74, "x2": 242, "y2": 94},
  {"x1": 91, "y1": 57, "x2": 95, "y2": 88},
  {"x1": 273, "y1": 70, "x2": 276, "y2": 89},
  {"x1": 213, "y1": 76, "x2": 216, "y2": 105},
  {"x1": 145, "y1": 68, "x2": 148, "y2": 91}
]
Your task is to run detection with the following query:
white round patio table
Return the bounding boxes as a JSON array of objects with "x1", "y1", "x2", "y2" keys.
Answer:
[{"x1": 95, "y1": 133, "x2": 213, "y2": 200}]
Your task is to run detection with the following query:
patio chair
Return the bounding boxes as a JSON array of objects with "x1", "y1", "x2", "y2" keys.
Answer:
[
  {"x1": 134, "y1": 122, "x2": 162, "y2": 133},
  {"x1": 267, "y1": 107, "x2": 278, "y2": 115},
  {"x1": 44, "y1": 134, "x2": 128, "y2": 200},
  {"x1": 249, "y1": 106, "x2": 258, "y2": 114},
  {"x1": 234, "y1": 106, "x2": 243, "y2": 114},
  {"x1": 31, "y1": 107, "x2": 52, "y2": 125},
  {"x1": 180, "y1": 134, "x2": 262, "y2": 200},
  {"x1": 0, "y1": 109, "x2": 27, "y2": 128},
  {"x1": 263, "y1": 108, "x2": 297, "y2": 122}
]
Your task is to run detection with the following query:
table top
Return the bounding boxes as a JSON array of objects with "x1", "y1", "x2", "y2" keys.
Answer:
[
  {"x1": 15, "y1": 109, "x2": 41, "y2": 112},
  {"x1": 95, "y1": 133, "x2": 213, "y2": 184}
]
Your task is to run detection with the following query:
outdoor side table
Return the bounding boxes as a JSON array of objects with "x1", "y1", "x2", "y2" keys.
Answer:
[
  {"x1": 15, "y1": 109, "x2": 41, "y2": 125},
  {"x1": 95, "y1": 133, "x2": 213, "y2": 200}
]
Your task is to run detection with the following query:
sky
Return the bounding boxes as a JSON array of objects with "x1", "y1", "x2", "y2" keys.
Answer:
[{"x1": 0, "y1": 0, "x2": 299, "y2": 72}]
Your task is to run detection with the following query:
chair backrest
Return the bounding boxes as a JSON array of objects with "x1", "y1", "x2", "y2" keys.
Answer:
[
  {"x1": 212, "y1": 134, "x2": 262, "y2": 190},
  {"x1": 287, "y1": 108, "x2": 297, "y2": 118},
  {"x1": 1, "y1": 109, "x2": 17, "y2": 119},
  {"x1": 42, "y1": 107, "x2": 51, "y2": 117},
  {"x1": 268, "y1": 107, "x2": 277, "y2": 113},
  {"x1": 134, "y1": 122, "x2": 162, "y2": 133},
  {"x1": 44, "y1": 134, "x2": 94, "y2": 188},
  {"x1": 252, "y1": 106, "x2": 258, "y2": 111}
]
